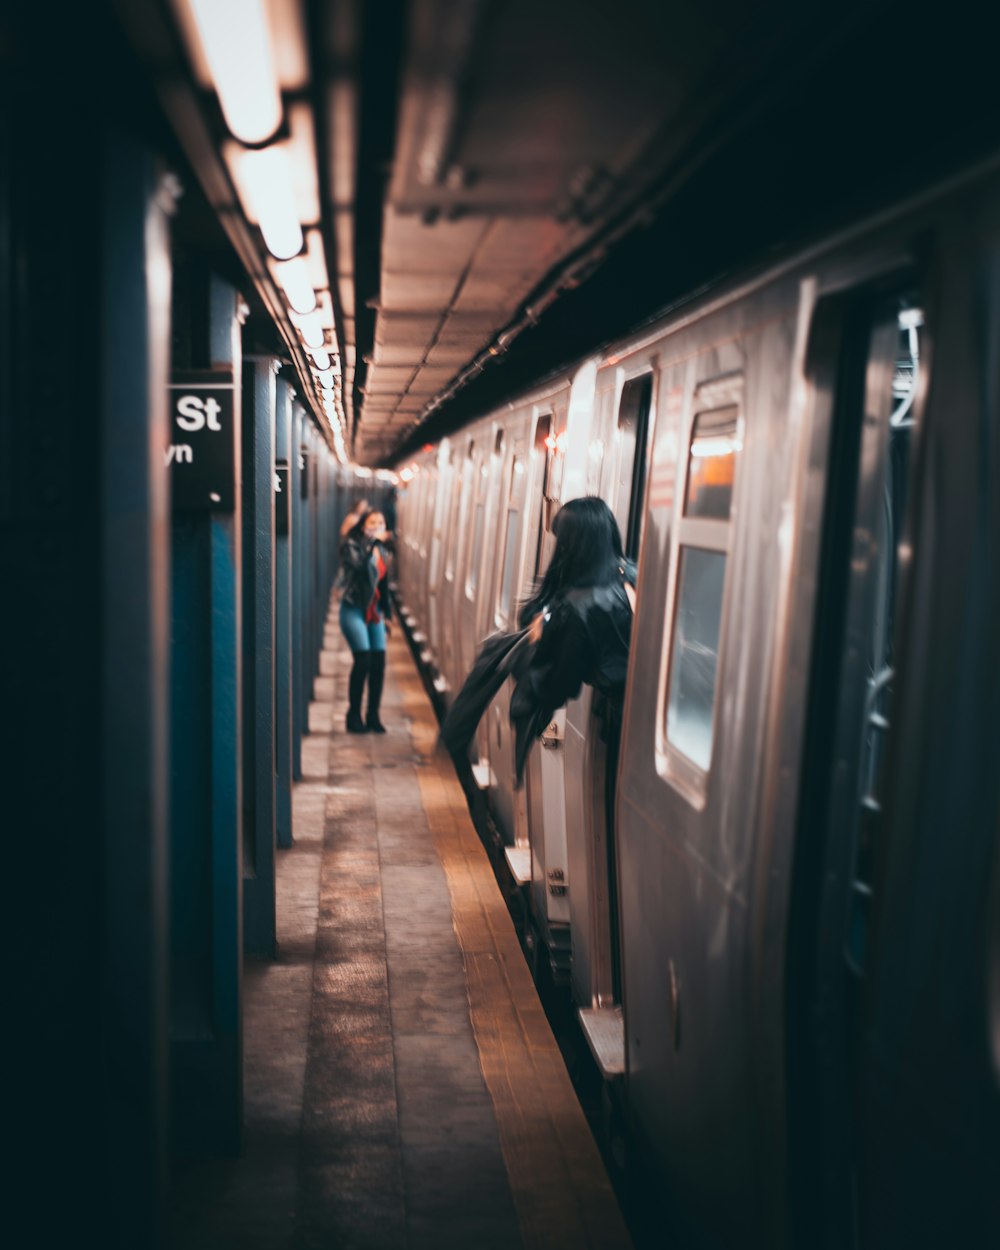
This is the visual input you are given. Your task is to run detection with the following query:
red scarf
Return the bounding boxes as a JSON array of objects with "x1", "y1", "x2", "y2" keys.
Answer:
[{"x1": 366, "y1": 547, "x2": 387, "y2": 623}]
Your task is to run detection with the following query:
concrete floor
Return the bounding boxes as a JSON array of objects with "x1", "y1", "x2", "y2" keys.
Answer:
[{"x1": 168, "y1": 606, "x2": 631, "y2": 1250}]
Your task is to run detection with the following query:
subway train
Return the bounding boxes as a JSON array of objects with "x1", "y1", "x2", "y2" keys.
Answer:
[{"x1": 392, "y1": 158, "x2": 1000, "y2": 1247}]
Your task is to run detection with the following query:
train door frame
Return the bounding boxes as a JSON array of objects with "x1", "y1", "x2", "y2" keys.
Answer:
[
  {"x1": 472, "y1": 424, "x2": 507, "y2": 778},
  {"x1": 602, "y1": 366, "x2": 655, "y2": 1005},
  {"x1": 564, "y1": 357, "x2": 657, "y2": 1021},
  {"x1": 486, "y1": 422, "x2": 531, "y2": 846},
  {"x1": 521, "y1": 408, "x2": 578, "y2": 968},
  {"x1": 786, "y1": 280, "x2": 925, "y2": 1248},
  {"x1": 456, "y1": 435, "x2": 486, "y2": 685}
]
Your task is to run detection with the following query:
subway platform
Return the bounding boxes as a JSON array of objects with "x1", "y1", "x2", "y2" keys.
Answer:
[{"x1": 168, "y1": 597, "x2": 632, "y2": 1250}]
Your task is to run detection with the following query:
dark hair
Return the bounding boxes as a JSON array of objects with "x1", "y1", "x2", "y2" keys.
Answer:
[{"x1": 518, "y1": 496, "x2": 634, "y2": 627}]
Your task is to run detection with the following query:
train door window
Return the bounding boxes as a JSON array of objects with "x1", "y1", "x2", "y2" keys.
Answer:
[
  {"x1": 660, "y1": 377, "x2": 743, "y2": 790},
  {"x1": 446, "y1": 445, "x2": 472, "y2": 582},
  {"x1": 531, "y1": 416, "x2": 553, "y2": 577},
  {"x1": 418, "y1": 473, "x2": 433, "y2": 559},
  {"x1": 614, "y1": 374, "x2": 654, "y2": 560},
  {"x1": 666, "y1": 548, "x2": 727, "y2": 771},
  {"x1": 410, "y1": 472, "x2": 423, "y2": 551},
  {"x1": 497, "y1": 454, "x2": 525, "y2": 625},
  {"x1": 430, "y1": 454, "x2": 455, "y2": 588},
  {"x1": 467, "y1": 497, "x2": 485, "y2": 598},
  {"x1": 467, "y1": 429, "x2": 503, "y2": 599}
]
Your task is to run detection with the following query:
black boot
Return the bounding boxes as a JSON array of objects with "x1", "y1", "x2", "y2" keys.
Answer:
[
  {"x1": 366, "y1": 650, "x2": 387, "y2": 733},
  {"x1": 346, "y1": 652, "x2": 370, "y2": 733}
]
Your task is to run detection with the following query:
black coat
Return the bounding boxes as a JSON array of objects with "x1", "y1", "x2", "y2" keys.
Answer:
[
  {"x1": 339, "y1": 536, "x2": 392, "y2": 621},
  {"x1": 442, "y1": 578, "x2": 633, "y2": 785},
  {"x1": 440, "y1": 627, "x2": 534, "y2": 760}
]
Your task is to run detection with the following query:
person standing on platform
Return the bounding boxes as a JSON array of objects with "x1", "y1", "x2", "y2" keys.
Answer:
[{"x1": 338, "y1": 509, "x2": 393, "y2": 733}]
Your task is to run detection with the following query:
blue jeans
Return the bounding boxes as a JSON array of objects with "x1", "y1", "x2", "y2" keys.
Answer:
[{"x1": 340, "y1": 600, "x2": 386, "y2": 652}]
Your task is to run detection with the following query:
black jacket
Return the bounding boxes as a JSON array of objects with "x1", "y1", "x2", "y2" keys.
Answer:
[
  {"x1": 339, "y1": 536, "x2": 392, "y2": 621},
  {"x1": 510, "y1": 580, "x2": 632, "y2": 780},
  {"x1": 442, "y1": 578, "x2": 633, "y2": 785}
]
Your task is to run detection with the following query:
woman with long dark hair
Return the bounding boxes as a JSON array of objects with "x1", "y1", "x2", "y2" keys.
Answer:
[
  {"x1": 442, "y1": 496, "x2": 636, "y2": 779},
  {"x1": 512, "y1": 496, "x2": 636, "y2": 769},
  {"x1": 338, "y1": 508, "x2": 393, "y2": 733}
]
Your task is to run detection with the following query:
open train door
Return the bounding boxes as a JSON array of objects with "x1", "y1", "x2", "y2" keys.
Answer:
[
  {"x1": 850, "y1": 249, "x2": 1000, "y2": 1246},
  {"x1": 520, "y1": 413, "x2": 575, "y2": 975},
  {"x1": 571, "y1": 370, "x2": 653, "y2": 1069}
]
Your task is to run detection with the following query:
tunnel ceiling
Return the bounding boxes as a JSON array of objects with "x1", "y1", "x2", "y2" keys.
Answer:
[{"x1": 118, "y1": 0, "x2": 872, "y2": 465}]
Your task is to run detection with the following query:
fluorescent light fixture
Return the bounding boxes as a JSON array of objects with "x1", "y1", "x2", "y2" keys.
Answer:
[
  {"x1": 235, "y1": 146, "x2": 303, "y2": 260},
  {"x1": 274, "y1": 257, "x2": 316, "y2": 314},
  {"x1": 186, "y1": 0, "x2": 282, "y2": 144},
  {"x1": 317, "y1": 373, "x2": 335, "y2": 392},
  {"x1": 296, "y1": 313, "x2": 325, "y2": 349},
  {"x1": 310, "y1": 348, "x2": 331, "y2": 371}
]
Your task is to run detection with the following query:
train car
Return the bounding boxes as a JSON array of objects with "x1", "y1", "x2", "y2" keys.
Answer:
[{"x1": 395, "y1": 154, "x2": 1000, "y2": 1249}]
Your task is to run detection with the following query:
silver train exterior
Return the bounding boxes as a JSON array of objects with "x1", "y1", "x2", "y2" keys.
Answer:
[{"x1": 393, "y1": 160, "x2": 1000, "y2": 1248}]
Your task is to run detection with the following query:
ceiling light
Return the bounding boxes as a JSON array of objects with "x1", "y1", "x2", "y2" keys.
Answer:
[
  {"x1": 274, "y1": 257, "x2": 316, "y2": 315},
  {"x1": 310, "y1": 348, "x2": 331, "y2": 371},
  {"x1": 296, "y1": 313, "x2": 325, "y2": 349},
  {"x1": 185, "y1": 0, "x2": 282, "y2": 144},
  {"x1": 234, "y1": 146, "x2": 303, "y2": 260}
]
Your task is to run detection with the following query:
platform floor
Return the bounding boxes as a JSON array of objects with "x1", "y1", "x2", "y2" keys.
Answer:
[{"x1": 168, "y1": 603, "x2": 631, "y2": 1250}]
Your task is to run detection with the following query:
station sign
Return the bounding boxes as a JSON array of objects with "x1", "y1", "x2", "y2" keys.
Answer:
[
  {"x1": 275, "y1": 460, "x2": 290, "y2": 535},
  {"x1": 166, "y1": 370, "x2": 236, "y2": 511}
]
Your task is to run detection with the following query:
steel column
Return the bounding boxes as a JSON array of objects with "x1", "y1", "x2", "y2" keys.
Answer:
[
  {"x1": 99, "y1": 131, "x2": 173, "y2": 1247},
  {"x1": 274, "y1": 379, "x2": 294, "y2": 846},
  {"x1": 241, "y1": 357, "x2": 277, "y2": 955},
  {"x1": 169, "y1": 272, "x2": 244, "y2": 1154},
  {"x1": 291, "y1": 403, "x2": 305, "y2": 779}
]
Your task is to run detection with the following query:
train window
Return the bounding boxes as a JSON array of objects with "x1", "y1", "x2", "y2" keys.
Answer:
[
  {"x1": 496, "y1": 454, "x2": 524, "y2": 622},
  {"x1": 659, "y1": 374, "x2": 743, "y2": 786},
  {"x1": 445, "y1": 451, "x2": 469, "y2": 581},
  {"x1": 418, "y1": 472, "x2": 432, "y2": 559},
  {"x1": 467, "y1": 497, "x2": 487, "y2": 595},
  {"x1": 467, "y1": 501, "x2": 485, "y2": 598},
  {"x1": 683, "y1": 406, "x2": 739, "y2": 521},
  {"x1": 498, "y1": 508, "x2": 520, "y2": 621},
  {"x1": 532, "y1": 416, "x2": 553, "y2": 577},
  {"x1": 665, "y1": 548, "x2": 726, "y2": 771}
]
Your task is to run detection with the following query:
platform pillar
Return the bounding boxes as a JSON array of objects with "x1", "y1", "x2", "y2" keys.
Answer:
[
  {"x1": 168, "y1": 269, "x2": 244, "y2": 1154},
  {"x1": 275, "y1": 379, "x2": 295, "y2": 846},
  {"x1": 242, "y1": 357, "x2": 278, "y2": 954},
  {"x1": 98, "y1": 131, "x2": 174, "y2": 1245},
  {"x1": 291, "y1": 403, "x2": 307, "y2": 776}
]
